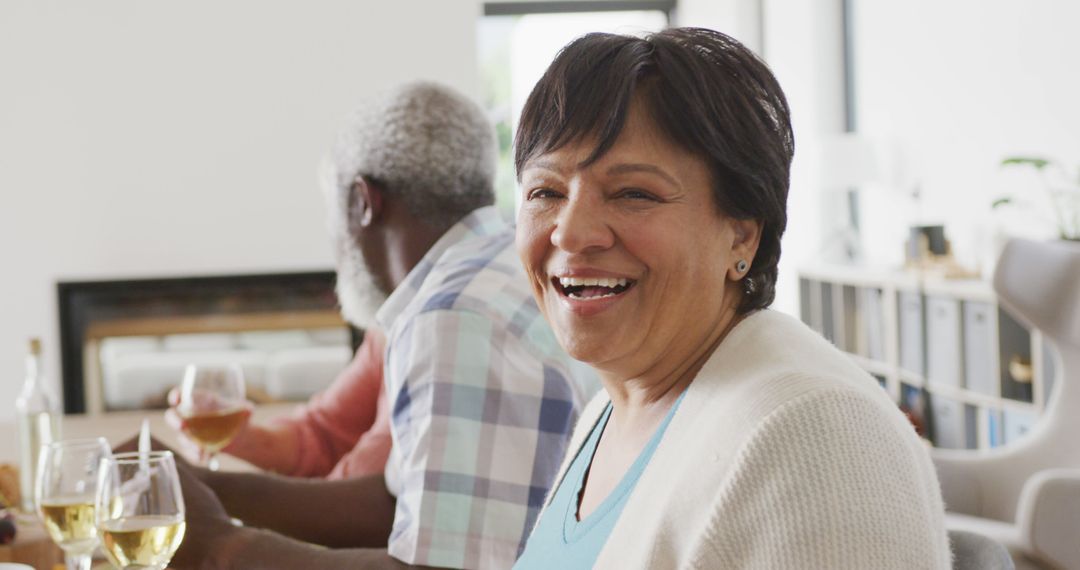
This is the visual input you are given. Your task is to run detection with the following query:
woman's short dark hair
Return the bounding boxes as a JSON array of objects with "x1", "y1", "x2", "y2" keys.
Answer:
[{"x1": 514, "y1": 27, "x2": 794, "y2": 313}]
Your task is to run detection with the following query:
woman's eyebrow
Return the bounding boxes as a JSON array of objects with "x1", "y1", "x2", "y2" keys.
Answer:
[
  {"x1": 607, "y1": 163, "x2": 681, "y2": 189},
  {"x1": 523, "y1": 159, "x2": 569, "y2": 176}
]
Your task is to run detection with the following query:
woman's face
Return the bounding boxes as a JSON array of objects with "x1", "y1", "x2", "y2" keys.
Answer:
[{"x1": 516, "y1": 102, "x2": 760, "y2": 377}]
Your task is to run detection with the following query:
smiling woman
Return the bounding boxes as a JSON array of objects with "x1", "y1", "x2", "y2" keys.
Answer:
[
  {"x1": 517, "y1": 99, "x2": 743, "y2": 374},
  {"x1": 512, "y1": 28, "x2": 951, "y2": 570}
]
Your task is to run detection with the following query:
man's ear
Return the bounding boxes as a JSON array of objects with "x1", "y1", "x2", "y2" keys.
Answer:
[{"x1": 348, "y1": 176, "x2": 384, "y2": 230}]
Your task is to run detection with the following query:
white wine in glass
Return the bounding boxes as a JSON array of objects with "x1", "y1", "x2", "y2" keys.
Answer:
[
  {"x1": 35, "y1": 437, "x2": 111, "y2": 570},
  {"x1": 177, "y1": 364, "x2": 250, "y2": 471},
  {"x1": 96, "y1": 451, "x2": 186, "y2": 570}
]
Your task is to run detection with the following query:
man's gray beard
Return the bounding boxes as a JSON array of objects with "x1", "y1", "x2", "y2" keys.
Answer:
[{"x1": 335, "y1": 243, "x2": 388, "y2": 331}]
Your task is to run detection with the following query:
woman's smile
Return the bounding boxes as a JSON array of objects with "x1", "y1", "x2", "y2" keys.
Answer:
[{"x1": 549, "y1": 271, "x2": 640, "y2": 317}]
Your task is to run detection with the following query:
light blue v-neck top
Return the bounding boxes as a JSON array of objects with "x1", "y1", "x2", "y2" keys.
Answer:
[{"x1": 513, "y1": 392, "x2": 685, "y2": 569}]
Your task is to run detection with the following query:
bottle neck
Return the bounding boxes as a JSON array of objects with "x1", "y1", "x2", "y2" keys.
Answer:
[
  {"x1": 19, "y1": 351, "x2": 59, "y2": 414},
  {"x1": 26, "y1": 352, "x2": 40, "y2": 380},
  {"x1": 22, "y1": 353, "x2": 43, "y2": 395}
]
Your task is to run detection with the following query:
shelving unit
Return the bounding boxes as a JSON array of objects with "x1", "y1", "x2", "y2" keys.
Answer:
[{"x1": 798, "y1": 265, "x2": 1052, "y2": 451}]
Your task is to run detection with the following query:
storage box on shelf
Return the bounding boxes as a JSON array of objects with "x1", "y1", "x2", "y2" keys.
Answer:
[{"x1": 798, "y1": 265, "x2": 1051, "y2": 451}]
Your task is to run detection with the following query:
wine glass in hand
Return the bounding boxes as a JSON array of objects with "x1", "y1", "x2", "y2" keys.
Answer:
[
  {"x1": 96, "y1": 451, "x2": 185, "y2": 570},
  {"x1": 36, "y1": 437, "x2": 111, "y2": 570},
  {"x1": 176, "y1": 364, "x2": 250, "y2": 471}
]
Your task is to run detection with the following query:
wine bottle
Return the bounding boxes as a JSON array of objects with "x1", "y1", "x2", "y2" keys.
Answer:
[{"x1": 15, "y1": 338, "x2": 61, "y2": 512}]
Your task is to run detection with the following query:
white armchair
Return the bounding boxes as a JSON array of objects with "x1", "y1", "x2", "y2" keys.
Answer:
[{"x1": 933, "y1": 238, "x2": 1080, "y2": 569}]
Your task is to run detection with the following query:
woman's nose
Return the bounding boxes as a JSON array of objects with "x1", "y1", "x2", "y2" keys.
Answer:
[{"x1": 550, "y1": 194, "x2": 615, "y2": 253}]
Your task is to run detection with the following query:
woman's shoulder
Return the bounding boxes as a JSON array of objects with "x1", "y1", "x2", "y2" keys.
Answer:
[
  {"x1": 677, "y1": 309, "x2": 918, "y2": 461},
  {"x1": 750, "y1": 384, "x2": 914, "y2": 446},
  {"x1": 695, "y1": 309, "x2": 890, "y2": 412},
  {"x1": 722, "y1": 310, "x2": 869, "y2": 378}
]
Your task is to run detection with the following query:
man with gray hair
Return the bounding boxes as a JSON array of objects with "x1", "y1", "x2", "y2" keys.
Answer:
[
  {"x1": 158, "y1": 81, "x2": 599, "y2": 569},
  {"x1": 326, "y1": 81, "x2": 500, "y2": 330}
]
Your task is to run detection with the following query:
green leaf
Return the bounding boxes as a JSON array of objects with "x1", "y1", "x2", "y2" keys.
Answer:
[
  {"x1": 1001, "y1": 157, "x2": 1051, "y2": 169},
  {"x1": 991, "y1": 197, "x2": 1013, "y2": 208}
]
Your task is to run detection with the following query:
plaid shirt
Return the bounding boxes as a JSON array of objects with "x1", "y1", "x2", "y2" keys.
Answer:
[{"x1": 377, "y1": 206, "x2": 599, "y2": 570}]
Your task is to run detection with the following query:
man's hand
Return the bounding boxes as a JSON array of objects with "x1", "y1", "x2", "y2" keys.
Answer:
[{"x1": 168, "y1": 460, "x2": 243, "y2": 569}]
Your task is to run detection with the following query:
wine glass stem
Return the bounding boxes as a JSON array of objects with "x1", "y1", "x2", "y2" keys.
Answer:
[
  {"x1": 66, "y1": 553, "x2": 91, "y2": 570},
  {"x1": 208, "y1": 451, "x2": 220, "y2": 472}
]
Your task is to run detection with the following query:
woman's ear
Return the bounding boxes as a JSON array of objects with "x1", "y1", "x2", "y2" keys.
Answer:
[
  {"x1": 348, "y1": 176, "x2": 384, "y2": 230},
  {"x1": 727, "y1": 218, "x2": 763, "y2": 281}
]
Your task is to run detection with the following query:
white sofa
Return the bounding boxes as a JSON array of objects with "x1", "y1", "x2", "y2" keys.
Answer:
[{"x1": 99, "y1": 327, "x2": 351, "y2": 410}]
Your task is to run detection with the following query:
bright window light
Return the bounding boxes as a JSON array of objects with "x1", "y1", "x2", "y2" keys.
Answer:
[{"x1": 478, "y1": 10, "x2": 669, "y2": 211}]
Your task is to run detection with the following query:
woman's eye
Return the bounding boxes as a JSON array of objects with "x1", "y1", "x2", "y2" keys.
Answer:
[
  {"x1": 618, "y1": 188, "x2": 659, "y2": 201},
  {"x1": 527, "y1": 187, "x2": 562, "y2": 200}
]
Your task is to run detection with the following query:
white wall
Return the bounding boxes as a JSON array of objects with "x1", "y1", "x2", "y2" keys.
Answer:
[
  {"x1": 677, "y1": 0, "x2": 848, "y2": 318},
  {"x1": 676, "y1": 0, "x2": 762, "y2": 54},
  {"x1": 853, "y1": 1, "x2": 1080, "y2": 272},
  {"x1": 0, "y1": 0, "x2": 481, "y2": 420},
  {"x1": 761, "y1": 0, "x2": 847, "y2": 317}
]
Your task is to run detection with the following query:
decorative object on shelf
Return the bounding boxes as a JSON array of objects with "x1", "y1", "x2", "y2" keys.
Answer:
[
  {"x1": 995, "y1": 157, "x2": 1080, "y2": 241},
  {"x1": 903, "y1": 224, "x2": 978, "y2": 279},
  {"x1": 908, "y1": 224, "x2": 949, "y2": 259},
  {"x1": 1006, "y1": 355, "x2": 1033, "y2": 384}
]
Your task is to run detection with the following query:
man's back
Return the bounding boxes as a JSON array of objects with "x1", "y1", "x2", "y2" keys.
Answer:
[{"x1": 377, "y1": 206, "x2": 599, "y2": 569}]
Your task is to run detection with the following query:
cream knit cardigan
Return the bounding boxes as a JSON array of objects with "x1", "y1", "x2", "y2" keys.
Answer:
[{"x1": 541, "y1": 310, "x2": 951, "y2": 569}]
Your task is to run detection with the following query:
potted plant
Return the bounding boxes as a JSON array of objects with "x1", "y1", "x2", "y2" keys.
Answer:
[{"x1": 995, "y1": 157, "x2": 1080, "y2": 241}]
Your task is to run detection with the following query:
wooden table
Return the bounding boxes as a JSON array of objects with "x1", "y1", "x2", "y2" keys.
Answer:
[{"x1": 0, "y1": 513, "x2": 64, "y2": 569}]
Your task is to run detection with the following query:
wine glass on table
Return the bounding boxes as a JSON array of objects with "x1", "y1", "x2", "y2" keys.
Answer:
[
  {"x1": 176, "y1": 364, "x2": 250, "y2": 471},
  {"x1": 96, "y1": 451, "x2": 185, "y2": 570},
  {"x1": 35, "y1": 437, "x2": 111, "y2": 570}
]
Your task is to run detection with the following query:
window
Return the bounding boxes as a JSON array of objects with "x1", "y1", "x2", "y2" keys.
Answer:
[{"x1": 478, "y1": 4, "x2": 670, "y2": 211}]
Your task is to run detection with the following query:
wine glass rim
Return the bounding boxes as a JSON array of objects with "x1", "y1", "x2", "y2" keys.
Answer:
[
  {"x1": 42, "y1": 437, "x2": 110, "y2": 451},
  {"x1": 108, "y1": 450, "x2": 175, "y2": 464},
  {"x1": 183, "y1": 362, "x2": 245, "y2": 374}
]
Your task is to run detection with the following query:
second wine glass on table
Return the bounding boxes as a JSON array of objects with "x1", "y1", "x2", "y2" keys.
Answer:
[
  {"x1": 176, "y1": 364, "x2": 251, "y2": 471},
  {"x1": 96, "y1": 451, "x2": 186, "y2": 570},
  {"x1": 35, "y1": 437, "x2": 111, "y2": 570}
]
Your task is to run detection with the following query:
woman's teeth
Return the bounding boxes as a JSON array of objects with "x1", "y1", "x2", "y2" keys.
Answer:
[
  {"x1": 555, "y1": 276, "x2": 634, "y2": 299},
  {"x1": 569, "y1": 288, "x2": 619, "y2": 299},
  {"x1": 558, "y1": 276, "x2": 629, "y2": 288}
]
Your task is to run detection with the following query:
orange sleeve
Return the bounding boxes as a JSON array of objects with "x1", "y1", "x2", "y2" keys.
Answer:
[{"x1": 274, "y1": 329, "x2": 388, "y2": 477}]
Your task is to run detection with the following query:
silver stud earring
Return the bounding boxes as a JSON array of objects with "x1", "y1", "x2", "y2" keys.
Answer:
[{"x1": 736, "y1": 259, "x2": 748, "y2": 273}]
